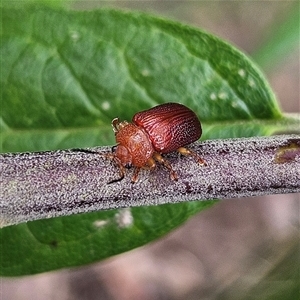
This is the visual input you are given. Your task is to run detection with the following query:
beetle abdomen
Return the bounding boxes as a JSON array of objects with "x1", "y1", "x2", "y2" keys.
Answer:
[{"x1": 133, "y1": 103, "x2": 202, "y2": 153}]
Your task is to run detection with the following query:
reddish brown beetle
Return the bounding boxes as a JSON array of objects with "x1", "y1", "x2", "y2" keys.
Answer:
[{"x1": 107, "y1": 102, "x2": 206, "y2": 183}]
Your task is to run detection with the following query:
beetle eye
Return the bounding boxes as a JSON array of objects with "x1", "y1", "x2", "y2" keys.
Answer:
[
  {"x1": 111, "y1": 145, "x2": 117, "y2": 152},
  {"x1": 125, "y1": 163, "x2": 132, "y2": 169}
]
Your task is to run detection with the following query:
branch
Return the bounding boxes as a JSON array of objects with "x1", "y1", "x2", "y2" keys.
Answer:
[{"x1": 1, "y1": 135, "x2": 299, "y2": 227}]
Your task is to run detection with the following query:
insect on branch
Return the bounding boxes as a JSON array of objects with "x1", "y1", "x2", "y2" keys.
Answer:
[{"x1": 0, "y1": 135, "x2": 299, "y2": 227}]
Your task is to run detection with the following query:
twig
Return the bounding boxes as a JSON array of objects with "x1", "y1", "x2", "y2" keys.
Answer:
[{"x1": 1, "y1": 135, "x2": 299, "y2": 227}]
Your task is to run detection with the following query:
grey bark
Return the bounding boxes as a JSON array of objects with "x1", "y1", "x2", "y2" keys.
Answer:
[{"x1": 1, "y1": 135, "x2": 299, "y2": 227}]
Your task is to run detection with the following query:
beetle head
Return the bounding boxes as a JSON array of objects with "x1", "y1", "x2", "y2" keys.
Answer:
[{"x1": 112, "y1": 144, "x2": 133, "y2": 168}]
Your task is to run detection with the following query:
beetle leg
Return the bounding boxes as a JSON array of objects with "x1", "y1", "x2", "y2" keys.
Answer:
[
  {"x1": 143, "y1": 157, "x2": 156, "y2": 170},
  {"x1": 177, "y1": 147, "x2": 207, "y2": 166},
  {"x1": 131, "y1": 158, "x2": 155, "y2": 183},
  {"x1": 153, "y1": 152, "x2": 178, "y2": 181},
  {"x1": 131, "y1": 167, "x2": 141, "y2": 183}
]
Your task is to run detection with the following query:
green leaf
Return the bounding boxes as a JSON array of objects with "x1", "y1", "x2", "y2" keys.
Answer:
[
  {"x1": 1, "y1": 7, "x2": 283, "y2": 135},
  {"x1": 0, "y1": 201, "x2": 217, "y2": 276},
  {"x1": 0, "y1": 6, "x2": 293, "y2": 276}
]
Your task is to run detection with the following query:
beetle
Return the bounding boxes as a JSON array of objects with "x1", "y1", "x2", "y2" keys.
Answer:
[{"x1": 107, "y1": 102, "x2": 206, "y2": 183}]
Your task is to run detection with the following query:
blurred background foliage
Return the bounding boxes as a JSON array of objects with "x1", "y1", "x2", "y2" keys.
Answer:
[{"x1": 2, "y1": 1, "x2": 299, "y2": 300}]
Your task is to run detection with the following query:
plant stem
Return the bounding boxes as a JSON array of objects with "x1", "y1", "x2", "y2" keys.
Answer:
[{"x1": 1, "y1": 135, "x2": 299, "y2": 227}]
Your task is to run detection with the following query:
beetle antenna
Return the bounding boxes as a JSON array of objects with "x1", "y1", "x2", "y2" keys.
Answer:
[
  {"x1": 71, "y1": 148, "x2": 99, "y2": 154},
  {"x1": 107, "y1": 174, "x2": 124, "y2": 184}
]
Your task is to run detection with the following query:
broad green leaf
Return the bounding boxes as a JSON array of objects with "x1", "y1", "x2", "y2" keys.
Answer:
[
  {"x1": 1, "y1": 7, "x2": 283, "y2": 137},
  {"x1": 0, "y1": 201, "x2": 217, "y2": 276},
  {"x1": 0, "y1": 6, "x2": 292, "y2": 276}
]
